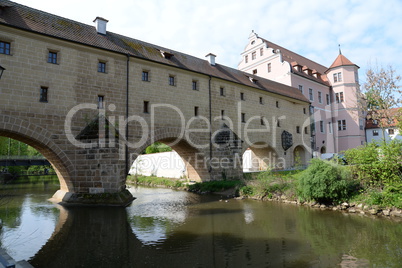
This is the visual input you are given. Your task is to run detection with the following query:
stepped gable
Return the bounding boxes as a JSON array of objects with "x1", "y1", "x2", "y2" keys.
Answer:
[{"x1": 0, "y1": 0, "x2": 309, "y2": 103}]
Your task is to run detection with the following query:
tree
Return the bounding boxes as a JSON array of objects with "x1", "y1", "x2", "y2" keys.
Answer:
[{"x1": 362, "y1": 65, "x2": 401, "y2": 141}]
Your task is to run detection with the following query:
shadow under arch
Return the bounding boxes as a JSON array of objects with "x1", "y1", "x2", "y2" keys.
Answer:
[
  {"x1": 129, "y1": 127, "x2": 209, "y2": 182},
  {"x1": 0, "y1": 114, "x2": 74, "y2": 192},
  {"x1": 293, "y1": 145, "x2": 308, "y2": 167},
  {"x1": 242, "y1": 142, "x2": 282, "y2": 171}
]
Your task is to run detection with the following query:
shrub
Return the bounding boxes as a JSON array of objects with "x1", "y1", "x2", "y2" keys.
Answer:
[{"x1": 298, "y1": 158, "x2": 356, "y2": 204}]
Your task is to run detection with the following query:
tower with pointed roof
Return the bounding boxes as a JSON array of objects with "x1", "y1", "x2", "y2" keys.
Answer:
[{"x1": 239, "y1": 32, "x2": 365, "y2": 157}]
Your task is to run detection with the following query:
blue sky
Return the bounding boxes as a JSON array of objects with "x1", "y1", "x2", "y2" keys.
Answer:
[{"x1": 12, "y1": 0, "x2": 402, "y2": 86}]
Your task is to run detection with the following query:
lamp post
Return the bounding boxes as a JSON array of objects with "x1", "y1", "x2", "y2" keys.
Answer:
[{"x1": 0, "y1": 65, "x2": 5, "y2": 79}]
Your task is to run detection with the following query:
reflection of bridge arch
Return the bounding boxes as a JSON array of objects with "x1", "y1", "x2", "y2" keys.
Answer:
[
  {"x1": 130, "y1": 127, "x2": 209, "y2": 181},
  {"x1": 243, "y1": 142, "x2": 281, "y2": 171},
  {"x1": 0, "y1": 115, "x2": 73, "y2": 192}
]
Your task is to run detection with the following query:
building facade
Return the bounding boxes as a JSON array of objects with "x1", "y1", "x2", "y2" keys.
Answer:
[
  {"x1": 239, "y1": 31, "x2": 366, "y2": 156},
  {"x1": 365, "y1": 108, "x2": 402, "y2": 143}
]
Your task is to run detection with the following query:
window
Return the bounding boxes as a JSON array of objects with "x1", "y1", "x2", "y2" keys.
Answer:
[
  {"x1": 373, "y1": 119, "x2": 378, "y2": 125},
  {"x1": 355, "y1": 71, "x2": 359, "y2": 83},
  {"x1": 259, "y1": 97, "x2": 263, "y2": 104},
  {"x1": 245, "y1": 55, "x2": 248, "y2": 63},
  {"x1": 267, "y1": 63, "x2": 272, "y2": 73},
  {"x1": 304, "y1": 127, "x2": 309, "y2": 134},
  {"x1": 0, "y1": 41, "x2": 10, "y2": 55},
  {"x1": 260, "y1": 116, "x2": 265, "y2": 126},
  {"x1": 98, "y1": 61, "x2": 106, "y2": 73},
  {"x1": 194, "y1": 106, "x2": 199, "y2": 117},
  {"x1": 252, "y1": 51, "x2": 256, "y2": 60},
  {"x1": 340, "y1": 92, "x2": 344, "y2": 102},
  {"x1": 240, "y1": 92, "x2": 245, "y2": 101},
  {"x1": 143, "y1": 101, "x2": 149, "y2": 113},
  {"x1": 260, "y1": 48, "x2": 264, "y2": 56},
  {"x1": 296, "y1": 126, "x2": 300, "y2": 133},
  {"x1": 320, "y1": 121, "x2": 324, "y2": 133},
  {"x1": 97, "y1": 95, "x2": 104, "y2": 109},
  {"x1": 142, "y1": 71, "x2": 149, "y2": 81},
  {"x1": 298, "y1": 85, "x2": 303, "y2": 93},
  {"x1": 221, "y1": 110, "x2": 225, "y2": 119},
  {"x1": 192, "y1": 80, "x2": 198, "y2": 90},
  {"x1": 253, "y1": 69, "x2": 257, "y2": 75},
  {"x1": 48, "y1": 51, "x2": 58, "y2": 64},
  {"x1": 318, "y1": 91, "x2": 322, "y2": 103},
  {"x1": 326, "y1": 94, "x2": 330, "y2": 105},
  {"x1": 309, "y1": 88, "x2": 313, "y2": 101},
  {"x1": 388, "y1": 129, "x2": 395, "y2": 135},
  {"x1": 277, "y1": 119, "x2": 281, "y2": 127},
  {"x1": 241, "y1": 113, "x2": 246, "y2": 123},
  {"x1": 303, "y1": 108, "x2": 306, "y2": 114},
  {"x1": 334, "y1": 72, "x2": 342, "y2": 82},
  {"x1": 169, "y1": 75, "x2": 175, "y2": 86},
  {"x1": 328, "y1": 122, "x2": 333, "y2": 134},
  {"x1": 335, "y1": 92, "x2": 344, "y2": 103},
  {"x1": 338, "y1": 120, "x2": 346, "y2": 131},
  {"x1": 220, "y1": 87, "x2": 225, "y2": 96},
  {"x1": 40, "y1": 87, "x2": 48, "y2": 103},
  {"x1": 276, "y1": 101, "x2": 279, "y2": 108},
  {"x1": 373, "y1": 130, "x2": 379, "y2": 136}
]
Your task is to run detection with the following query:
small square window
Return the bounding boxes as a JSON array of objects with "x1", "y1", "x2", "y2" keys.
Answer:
[
  {"x1": 143, "y1": 101, "x2": 149, "y2": 113},
  {"x1": 169, "y1": 75, "x2": 175, "y2": 86},
  {"x1": 98, "y1": 61, "x2": 106, "y2": 73},
  {"x1": 142, "y1": 71, "x2": 149, "y2": 81},
  {"x1": 0, "y1": 41, "x2": 11, "y2": 55},
  {"x1": 48, "y1": 51, "x2": 58, "y2": 64},
  {"x1": 298, "y1": 85, "x2": 303, "y2": 93},
  {"x1": 192, "y1": 80, "x2": 198, "y2": 90},
  {"x1": 240, "y1": 92, "x2": 245, "y2": 101},
  {"x1": 40, "y1": 87, "x2": 48, "y2": 103},
  {"x1": 373, "y1": 130, "x2": 379, "y2": 136},
  {"x1": 296, "y1": 126, "x2": 300, "y2": 133},
  {"x1": 388, "y1": 129, "x2": 395, "y2": 135},
  {"x1": 259, "y1": 97, "x2": 263, "y2": 104},
  {"x1": 241, "y1": 113, "x2": 246, "y2": 123},
  {"x1": 194, "y1": 106, "x2": 199, "y2": 117},
  {"x1": 98, "y1": 95, "x2": 104, "y2": 109},
  {"x1": 253, "y1": 69, "x2": 257, "y2": 75}
]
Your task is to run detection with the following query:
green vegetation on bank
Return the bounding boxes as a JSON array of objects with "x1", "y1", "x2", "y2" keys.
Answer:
[{"x1": 127, "y1": 175, "x2": 184, "y2": 188}]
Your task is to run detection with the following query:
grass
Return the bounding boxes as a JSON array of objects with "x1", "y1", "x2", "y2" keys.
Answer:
[{"x1": 127, "y1": 175, "x2": 185, "y2": 188}]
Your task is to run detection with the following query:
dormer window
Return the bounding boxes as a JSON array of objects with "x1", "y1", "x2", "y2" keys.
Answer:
[{"x1": 159, "y1": 50, "x2": 174, "y2": 59}]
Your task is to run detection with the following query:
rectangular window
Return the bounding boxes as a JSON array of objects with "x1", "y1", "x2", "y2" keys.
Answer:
[
  {"x1": 304, "y1": 127, "x2": 308, "y2": 134},
  {"x1": 253, "y1": 69, "x2": 257, "y2": 75},
  {"x1": 309, "y1": 88, "x2": 313, "y2": 101},
  {"x1": 260, "y1": 116, "x2": 265, "y2": 126},
  {"x1": 333, "y1": 73, "x2": 338, "y2": 82},
  {"x1": 97, "y1": 95, "x2": 104, "y2": 109},
  {"x1": 338, "y1": 72, "x2": 342, "y2": 82},
  {"x1": 240, "y1": 92, "x2": 245, "y2": 101},
  {"x1": 276, "y1": 101, "x2": 279, "y2": 108},
  {"x1": 328, "y1": 122, "x2": 333, "y2": 134},
  {"x1": 260, "y1": 48, "x2": 264, "y2": 56},
  {"x1": 373, "y1": 130, "x2": 379, "y2": 136},
  {"x1": 318, "y1": 91, "x2": 322, "y2": 103},
  {"x1": 298, "y1": 85, "x2": 303, "y2": 93},
  {"x1": 143, "y1": 101, "x2": 149, "y2": 113},
  {"x1": 277, "y1": 119, "x2": 281, "y2": 127},
  {"x1": 245, "y1": 55, "x2": 248, "y2": 63},
  {"x1": 252, "y1": 51, "x2": 256, "y2": 60},
  {"x1": 267, "y1": 63, "x2": 272, "y2": 73},
  {"x1": 194, "y1": 106, "x2": 199, "y2": 117},
  {"x1": 335, "y1": 93, "x2": 340, "y2": 103},
  {"x1": 221, "y1": 110, "x2": 225, "y2": 119},
  {"x1": 169, "y1": 75, "x2": 175, "y2": 86},
  {"x1": 48, "y1": 51, "x2": 58, "y2": 64},
  {"x1": 303, "y1": 108, "x2": 306, "y2": 114},
  {"x1": 98, "y1": 61, "x2": 106, "y2": 73},
  {"x1": 40, "y1": 87, "x2": 48, "y2": 103},
  {"x1": 296, "y1": 126, "x2": 300, "y2": 134},
  {"x1": 320, "y1": 121, "x2": 324, "y2": 133},
  {"x1": 334, "y1": 72, "x2": 342, "y2": 82},
  {"x1": 388, "y1": 129, "x2": 395, "y2": 135},
  {"x1": 192, "y1": 80, "x2": 198, "y2": 90},
  {"x1": 220, "y1": 87, "x2": 225, "y2": 96},
  {"x1": 0, "y1": 41, "x2": 11, "y2": 55},
  {"x1": 259, "y1": 97, "x2": 263, "y2": 104},
  {"x1": 338, "y1": 120, "x2": 346, "y2": 131},
  {"x1": 241, "y1": 113, "x2": 246, "y2": 123},
  {"x1": 340, "y1": 92, "x2": 344, "y2": 102},
  {"x1": 326, "y1": 94, "x2": 330, "y2": 105},
  {"x1": 142, "y1": 71, "x2": 149, "y2": 81}
]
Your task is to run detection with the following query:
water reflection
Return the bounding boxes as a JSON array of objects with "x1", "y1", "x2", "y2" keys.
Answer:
[{"x1": 1, "y1": 182, "x2": 401, "y2": 267}]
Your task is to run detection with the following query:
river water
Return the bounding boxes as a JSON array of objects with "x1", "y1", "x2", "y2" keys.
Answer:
[{"x1": 0, "y1": 177, "x2": 401, "y2": 267}]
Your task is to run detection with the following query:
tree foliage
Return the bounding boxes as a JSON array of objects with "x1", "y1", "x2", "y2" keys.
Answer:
[{"x1": 144, "y1": 142, "x2": 172, "y2": 154}]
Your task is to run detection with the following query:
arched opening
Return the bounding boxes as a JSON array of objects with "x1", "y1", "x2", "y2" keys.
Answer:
[
  {"x1": 293, "y1": 145, "x2": 307, "y2": 168},
  {"x1": 320, "y1": 146, "x2": 326, "y2": 154},
  {"x1": 0, "y1": 115, "x2": 73, "y2": 193},
  {"x1": 243, "y1": 142, "x2": 280, "y2": 172},
  {"x1": 129, "y1": 138, "x2": 209, "y2": 182}
]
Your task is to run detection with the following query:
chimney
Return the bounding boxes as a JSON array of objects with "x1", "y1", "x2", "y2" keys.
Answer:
[
  {"x1": 205, "y1": 53, "x2": 216, "y2": 66},
  {"x1": 93, "y1": 17, "x2": 108, "y2": 35}
]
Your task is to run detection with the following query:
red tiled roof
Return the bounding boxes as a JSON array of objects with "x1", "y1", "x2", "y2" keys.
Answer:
[
  {"x1": 365, "y1": 108, "x2": 402, "y2": 129},
  {"x1": 0, "y1": 0, "x2": 309, "y2": 104},
  {"x1": 328, "y1": 53, "x2": 358, "y2": 70}
]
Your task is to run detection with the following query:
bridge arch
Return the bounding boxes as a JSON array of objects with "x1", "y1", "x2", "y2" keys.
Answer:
[
  {"x1": 129, "y1": 127, "x2": 209, "y2": 181},
  {"x1": 0, "y1": 114, "x2": 74, "y2": 192},
  {"x1": 242, "y1": 142, "x2": 282, "y2": 172},
  {"x1": 293, "y1": 145, "x2": 308, "y2": 167}
]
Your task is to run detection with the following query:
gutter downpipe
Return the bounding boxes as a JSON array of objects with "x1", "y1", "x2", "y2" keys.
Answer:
[
  {"x1": 125, "y1": 54, "x2": 130, "y2": 176},
  {"x1": 208, "y1": 75, "x2": 213, "y2": 181}
]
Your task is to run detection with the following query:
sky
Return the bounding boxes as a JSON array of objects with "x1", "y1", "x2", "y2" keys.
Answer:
[{"x1": 11, "y1": 0, "x2": 402, "y2": 85}]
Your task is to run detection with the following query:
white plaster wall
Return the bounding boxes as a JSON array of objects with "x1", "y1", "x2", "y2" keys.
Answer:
[{"x1": 366, "y1": 128, "x2": 402, "y2": 143}]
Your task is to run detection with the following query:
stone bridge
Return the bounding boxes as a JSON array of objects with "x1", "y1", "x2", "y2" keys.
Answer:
[{"x1": 0, "y1": 0, "x2": 311, "y2": 205}]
